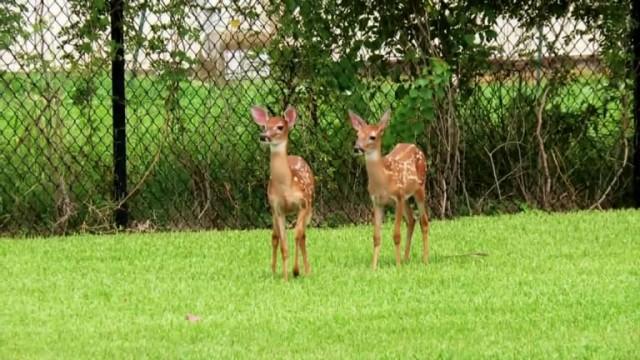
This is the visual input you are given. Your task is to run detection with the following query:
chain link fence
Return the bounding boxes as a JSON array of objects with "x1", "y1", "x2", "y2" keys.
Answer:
[{"x1": 0, "y1": 0, "x2": 634, "y2": 235}]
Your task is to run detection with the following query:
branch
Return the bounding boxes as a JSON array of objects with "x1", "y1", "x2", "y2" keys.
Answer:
[
  {"x1": 535, "y1": 87, "x2": 551, "y2": 209},
  {"x1": 589, "y1": 97, "x2": 631, "y2": 210}
]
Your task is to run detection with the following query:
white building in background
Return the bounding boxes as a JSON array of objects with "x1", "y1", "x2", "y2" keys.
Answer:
[
  {"x1": 493, "y1": 17, "x2": 598, "y2": 59},
  {"x1": 0, "y1": 0, "x2": 599, "y2": 76},
  {"x1": 0, "y1": 0, "x2": 268, "y2": 76}
]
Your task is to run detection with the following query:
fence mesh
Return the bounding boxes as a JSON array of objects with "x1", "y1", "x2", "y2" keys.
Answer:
[{"x1": 0, "y1": 0, "x2": 634, "y2": 235}]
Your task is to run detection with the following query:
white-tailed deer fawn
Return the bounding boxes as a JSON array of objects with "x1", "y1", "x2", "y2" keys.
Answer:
[
  {"x1": 251, "y1": 105, "x2": 314, "y2": 281},
  {"x1": 348, "y1": 110, "x2": 429, "y2": 270}
]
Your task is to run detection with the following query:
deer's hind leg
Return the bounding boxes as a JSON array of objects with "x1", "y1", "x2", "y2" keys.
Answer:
[
  {"x1": 403, "y1": 201, "x2": 416, "y2": 261},
  {"x1": 392, "y1": 198, "x2": 404, "y2": 267},
  {"x1": 414, "y1": 188, "x2": 430, "y2": 264},
  {"x1": 294, "y1": 205, "x2": 312, "y2": 276},
  {"x1": 292, "y1": 210, "x2": 302, "y2": 277}
]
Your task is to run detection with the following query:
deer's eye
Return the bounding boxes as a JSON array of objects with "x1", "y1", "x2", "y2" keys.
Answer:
[
  {"x1": 369, "y1": 135, "x2": 376, "y2": 141},
  {"x1": 277, "y1": 125, "x2": 284, "y2": 131}
]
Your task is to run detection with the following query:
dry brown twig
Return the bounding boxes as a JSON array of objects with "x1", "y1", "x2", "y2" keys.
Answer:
[
  {"x1": 116, "y1": 116, "x2": 172, "y2": 210},
  {"x1": 589, "y1": 96, "x2": 631, "y2": 210},
  {"x1": 485, "y1": 146, "x2": 503, "y2": 200},
  {"x1": 551, "y1": 149, "x2": 577, "y2": 205},
  {"x1": 535, "y1": 87, "x2": 551, "y2": 209}
]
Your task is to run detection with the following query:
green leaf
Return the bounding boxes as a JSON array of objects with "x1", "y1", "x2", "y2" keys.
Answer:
[
  {"x1": 463, "y1": 34, "x2": 475, "y2": 45},
  {"x1": 416, "y1": 78, "x2": 429, "y2": 87}
]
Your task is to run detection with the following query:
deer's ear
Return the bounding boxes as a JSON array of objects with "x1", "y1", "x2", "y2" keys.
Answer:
[
  {"x1": 284, "y1": 105, "x2": 297, "y2": 128},
  {"x1": 348, "y1": 110, "x2": 365, "y2": 130},
  {"x1": 378, "y1": 109, "x2": 391, "y2": 130},
  {"x1": 251, "y1": 106, "x2": 269, "y2": 126}
]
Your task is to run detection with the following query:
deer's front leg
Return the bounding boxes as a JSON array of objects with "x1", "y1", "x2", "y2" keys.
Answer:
[
  {"x1": 275, "y1": 213, "x2": 289, "y2": 281},
  {"x1": 271, "y1": 214, "x2": 279, "y2": 274},
  {"x1": 372, "y1": 205, "x2": 384, "y2": 270},
  {"x1": 393, "y1": 198, "x2": 404, "y2": 267}
]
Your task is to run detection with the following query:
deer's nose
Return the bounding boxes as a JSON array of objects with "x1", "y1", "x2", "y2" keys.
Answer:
[
  {"x1": 260, "y1": 134, "x2": 269, "y2": 142},
  {"x1": 353, "y1": 146, "x2": 364, "y2": 155}
]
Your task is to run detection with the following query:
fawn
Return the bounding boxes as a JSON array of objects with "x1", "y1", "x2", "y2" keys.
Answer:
[
  {"x1": 251, "y1": 105, "x2": 315, "y2": 281},
  {"x1": 348, "y1": 110, "x2": 430, "y2": 270}
]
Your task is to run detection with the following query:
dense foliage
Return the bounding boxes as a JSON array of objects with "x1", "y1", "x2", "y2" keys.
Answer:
[
  {"x1": 0, "y1": 0, "x2": 634, "y2": 233},
  {"x1": 267, "y1": 0, "x2": 633, "y2": 217}
]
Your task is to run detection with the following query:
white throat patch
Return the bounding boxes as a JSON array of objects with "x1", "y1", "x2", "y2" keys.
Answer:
[
  {"x1": 270, "y1": 142, "x2": 286, "y2": 153},
  {"x1": 365, "y1": 150, "x2": 380, "y2": 161}
]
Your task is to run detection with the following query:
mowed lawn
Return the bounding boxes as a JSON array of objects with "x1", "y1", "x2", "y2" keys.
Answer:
[{"x1": 1, "y1": 210, "x2": 639, "y2": 359}]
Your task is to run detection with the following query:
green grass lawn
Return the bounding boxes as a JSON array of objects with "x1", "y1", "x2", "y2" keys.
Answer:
[{"x1": 1, "y1": 210, "x2": 639, "y2": 358}]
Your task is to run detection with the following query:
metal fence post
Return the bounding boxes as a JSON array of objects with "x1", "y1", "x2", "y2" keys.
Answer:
[{"x1": 110, "y1": 0, "x2": 128, "y2": 227}]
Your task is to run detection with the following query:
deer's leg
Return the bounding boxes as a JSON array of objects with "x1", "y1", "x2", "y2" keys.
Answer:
[
  {"x1": 403, "y1": 202, "x2": 415, "y2": 261},
  {"x1": 294, "y1": 206, "x2": 311, "y2": 276},
  {"x1": 301, "y1": 206, "x2": 312, "y2": 275},
  {"x1": 393, "y1": 198, "x2": 404, "y2": 267},
  {"x1": 292, "y1": 212, "x2": 302, "y2": 278},
  {"x1": 275, "y1": 213, "x2": 289, "y2": 281},
  {"x1": 372, "y1": 206, "x2": 384, "y2": 270},
  {"x1": 271, "y1": 215, "x2": 279, "y2": 274},
  {"x1": 415, "y1": 188, "x2": 430, "y2": 264}
]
